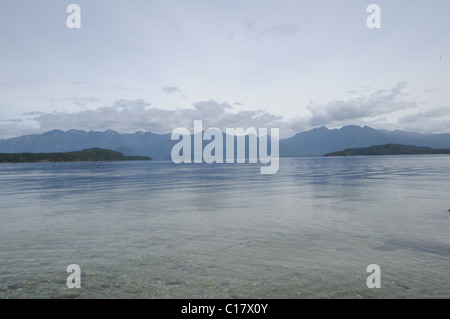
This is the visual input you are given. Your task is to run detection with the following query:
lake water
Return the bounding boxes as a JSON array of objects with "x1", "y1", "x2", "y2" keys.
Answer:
[{"x1": 0, "y1": 156, "x2": 449, "y2": 299}]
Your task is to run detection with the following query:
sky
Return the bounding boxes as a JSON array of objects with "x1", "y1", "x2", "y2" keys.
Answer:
[{"x1": 0, "y1": 0, "x2": 449, "y2": 139}]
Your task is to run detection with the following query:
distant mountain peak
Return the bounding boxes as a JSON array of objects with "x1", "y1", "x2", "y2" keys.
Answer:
[
  {"x1": 340, "y1": 124, "x2": 363, "y2": 130},
  {"x1": 43, "y1": 129, "x2": 64, "y2": 135},
  {"x1": 67, "y1": 129, "x2": 85, "y2": 134}
]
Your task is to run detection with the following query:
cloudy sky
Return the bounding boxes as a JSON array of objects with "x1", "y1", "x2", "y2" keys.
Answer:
[{"x1": 0, "y1": 0, "x2": 449, "y2": 139}]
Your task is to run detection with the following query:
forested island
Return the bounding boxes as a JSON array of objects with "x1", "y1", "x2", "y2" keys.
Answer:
[
  {"x1": 324, "y1": 144, "x2": 450, "y2": 157},
  {"x1": 0, "y1": 148, "x2": 152, "y2": 163}
]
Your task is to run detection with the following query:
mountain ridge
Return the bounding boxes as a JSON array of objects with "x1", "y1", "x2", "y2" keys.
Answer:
[{"x1": 2, "y1": 125, "x2": 450, "y2": 159}]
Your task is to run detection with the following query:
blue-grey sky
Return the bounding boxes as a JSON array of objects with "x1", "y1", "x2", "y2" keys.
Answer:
[{"x1": 0, "y1": 0, "x2": 449, "y2": 138}]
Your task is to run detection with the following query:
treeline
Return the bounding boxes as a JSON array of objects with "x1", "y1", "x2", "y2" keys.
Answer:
[
  {"x1": 0, "y1": 148, "x2": 152, "y2": 163},
  {"x1": 324, "y1": 144, "x2": 450, "y2": 156}
]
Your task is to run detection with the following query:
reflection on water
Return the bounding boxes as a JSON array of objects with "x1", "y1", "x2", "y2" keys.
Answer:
[{"x1": 0, "y1": 156, "x2": 449, "y2": 298}]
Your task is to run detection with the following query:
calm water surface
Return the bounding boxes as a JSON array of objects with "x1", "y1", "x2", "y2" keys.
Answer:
[{"x1": 0, "y1": 156, "x2": 449, "y2": 298}]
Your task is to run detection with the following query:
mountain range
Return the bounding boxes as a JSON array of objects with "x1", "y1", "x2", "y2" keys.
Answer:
[{"x1": 1, "y1": 125, "x2": 450, "y2": 159}]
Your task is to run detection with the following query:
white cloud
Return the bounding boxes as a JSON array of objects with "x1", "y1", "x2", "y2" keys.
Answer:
[
  {"x1": 27, "y1": 99, "x2": 281, "y2": 136},
  {"x1": 399, "y1": 106, "x2": 450, "y2": 123},
  {"x1": 1, "y1": 82, "x2": 448, "y2": 140},
  {"x1": 307, "y1": 82, "x2": 417, "y2": 126},
  {"x1": 399, "y1": 106, "x2": 450, "y2": 133}
]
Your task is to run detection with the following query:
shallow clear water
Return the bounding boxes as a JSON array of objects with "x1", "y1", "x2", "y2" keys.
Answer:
[{"x1": 0, "y1": 156, "x2": 449, "y2": 298}]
